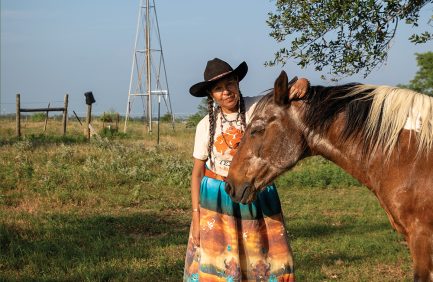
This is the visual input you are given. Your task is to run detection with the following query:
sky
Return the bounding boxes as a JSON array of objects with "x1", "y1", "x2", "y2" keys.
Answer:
[{"x1": 1, "y1": 0, "x2": 433, "y2": 118}]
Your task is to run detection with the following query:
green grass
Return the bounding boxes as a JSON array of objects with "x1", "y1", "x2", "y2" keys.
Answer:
[
  {"x1": 0, "y1": 118, "x2": 412, "y2": 281},
  {"x1": 278, "y1": 186, "x2": 411, "y2": 281}
]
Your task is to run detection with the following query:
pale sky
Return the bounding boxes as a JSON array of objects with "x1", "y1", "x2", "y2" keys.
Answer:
[{"x1": 1, "y1": 1, "x2": 432, "y2": 117}]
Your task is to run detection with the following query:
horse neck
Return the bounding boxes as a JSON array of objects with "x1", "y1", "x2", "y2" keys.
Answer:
[{"x1": 302, "y1": 113, "x2": 376, "y2": 188}]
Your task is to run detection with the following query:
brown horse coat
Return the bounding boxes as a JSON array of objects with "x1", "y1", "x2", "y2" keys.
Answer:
[{"x1": 226, "y1": 71, "x2": 433, "y2": 281}]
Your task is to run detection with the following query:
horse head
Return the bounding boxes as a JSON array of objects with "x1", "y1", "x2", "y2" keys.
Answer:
[{"x1": 225, "y1": 70, "x2": 309, "y2": 204}]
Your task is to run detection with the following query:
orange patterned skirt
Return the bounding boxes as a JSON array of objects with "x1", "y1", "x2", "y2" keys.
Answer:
[{"x1": 183, "y1": 176, "x2": 295, "y2": 282}]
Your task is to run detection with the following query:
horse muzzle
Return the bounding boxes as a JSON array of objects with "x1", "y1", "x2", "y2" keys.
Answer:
[{"x1": 225, "y1": 181, "x2": 254, "y2": 204}]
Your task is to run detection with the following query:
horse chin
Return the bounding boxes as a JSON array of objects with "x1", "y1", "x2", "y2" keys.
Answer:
[
  {"x1": 247, "y1": 194, "x2": 258, "y2": 204},
  {"x1": 240, "y1": 190, "x2": 258, "y2": 204},
  {"x1": 240, "y1": 178, "x2": 276, "y2": 204},
  {"x1": 235, "y1": 171, "x2": 277, "y2": 204},
  {"x1": 237, "y1": 184, "x2": 259, "y2": 204},
  {"x1": 255, "y1": 165, "x2": 281, "y2": 189}
]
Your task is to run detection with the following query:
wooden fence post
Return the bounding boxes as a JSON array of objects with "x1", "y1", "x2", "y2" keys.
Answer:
[
  {"x1": 43, "y1": 103, "x2": 50, "y2": 133},
  {"x1": 16, "y1": 94, "x2": 21, "y2": 137},
  {"x1": 86, "y1": 104, "x2": 92, "y2": 140},
  {"x1": 62, "y1": 94, "x2": 69, "y2": 135}
]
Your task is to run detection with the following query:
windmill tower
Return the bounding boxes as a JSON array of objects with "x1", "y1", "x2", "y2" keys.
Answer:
[{"x1": 124, "y1": 0, "x2": 174, "y2": 133}]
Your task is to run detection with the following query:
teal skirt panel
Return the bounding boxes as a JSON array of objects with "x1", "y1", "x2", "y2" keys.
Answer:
[{"x1": 199, "y1": 176, "x2": 282, "y2": 220}]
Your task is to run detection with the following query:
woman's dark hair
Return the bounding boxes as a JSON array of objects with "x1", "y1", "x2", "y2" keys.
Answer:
[
  {"x1": 207, "y1": 95, "x2": 216, "y2": 168},
  {"x1": 239, "y1": 91, "x2": 246, "y2": 130}
]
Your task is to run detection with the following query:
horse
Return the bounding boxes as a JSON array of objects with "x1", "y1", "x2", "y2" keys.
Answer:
[{"x1": 225, "y1": 71, "x2": 433, "y2": 281}]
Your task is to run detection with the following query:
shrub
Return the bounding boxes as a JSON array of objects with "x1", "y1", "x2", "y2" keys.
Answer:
[
  {"x1": 31, "y1": 113, "x2": 46, "y2": 122},
  {"x1": 186, "y1": 113, "x2": 204, "y2": 128},
  {"x1": 99, "y1": 127, "x2": 127, "y2": 138},
  {"x1": 160, "y1": 113, "x2": 173, "y2": 123},
  {"x1": 100, "y1": 112, "x2": 117, "y2": 123}
]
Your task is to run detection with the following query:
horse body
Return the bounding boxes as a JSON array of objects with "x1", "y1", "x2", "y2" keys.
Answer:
[
  {"x1": 310, "y1": 114, "x2": 433, "y2": 280},
  {"x1": 225, "y1": 71, "x2": 433, "y2": 281}
]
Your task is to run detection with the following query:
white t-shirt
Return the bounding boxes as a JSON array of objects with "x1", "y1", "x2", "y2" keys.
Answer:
[{"x1": 193, "y1": 95, "x2": 263, "y2": 177}]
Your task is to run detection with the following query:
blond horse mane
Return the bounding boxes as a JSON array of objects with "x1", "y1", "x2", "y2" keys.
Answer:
[{"x1": 348, "y1": 85, "x2": 433, "y2": 158}]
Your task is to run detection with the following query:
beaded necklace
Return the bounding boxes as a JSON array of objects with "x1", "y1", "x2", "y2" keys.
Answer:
[
  {"x1": 220, "y1": 110, "x2": 240, "y2": 126},
  {"x1": 219, "y1": 105, "x2": 244, "y2": 149}
]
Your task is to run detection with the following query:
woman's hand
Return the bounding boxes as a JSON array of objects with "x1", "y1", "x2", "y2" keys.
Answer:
[
  {"x1": 191, "y1": 210, "x2": 200, "y2": 247},
  {"x1": 289, "y1": 77, "x2": 310, "y2": 99},
  {"x1": 190, "y1": 159, "x2": 205, "y2": 247}
]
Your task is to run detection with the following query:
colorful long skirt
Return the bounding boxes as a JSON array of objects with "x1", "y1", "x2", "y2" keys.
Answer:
[{"x1": 183, "y1": 176, "x2": 295, "y2": 282}]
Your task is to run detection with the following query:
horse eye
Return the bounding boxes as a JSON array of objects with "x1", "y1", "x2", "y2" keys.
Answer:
[{"x1": 250, "y1": 126, "x2": 265, "y2": 136}]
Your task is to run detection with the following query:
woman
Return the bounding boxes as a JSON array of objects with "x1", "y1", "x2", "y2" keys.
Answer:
[{"x1": 184, "y1": 58, "x2": 309, "y2": 281}]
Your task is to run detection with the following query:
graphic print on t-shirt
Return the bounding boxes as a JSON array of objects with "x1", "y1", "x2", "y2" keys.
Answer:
[
  {"x1": 214, "y1": 126, "x2": 243, "y2": 157},
  {"x1": 213, "y1": 115, "x2": 244, "y2": 173}
]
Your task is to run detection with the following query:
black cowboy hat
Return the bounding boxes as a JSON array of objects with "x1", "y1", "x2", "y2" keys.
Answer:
[{"x1": 189, "y1": 58, "x2": 248, "y2": 97}]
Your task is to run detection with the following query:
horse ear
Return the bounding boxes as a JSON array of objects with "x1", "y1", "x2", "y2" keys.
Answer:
[{"x1": 274, "y1": 70, "x2": 289, "y2": 106}]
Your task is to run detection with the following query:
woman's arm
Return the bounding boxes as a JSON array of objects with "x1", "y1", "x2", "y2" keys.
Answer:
[{"x1": 191, "y1": 158, "x2": 205, "y2": 246}]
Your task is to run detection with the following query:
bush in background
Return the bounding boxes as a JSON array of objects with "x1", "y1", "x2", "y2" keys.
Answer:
[{"x1": 30, "y1": 113, "x2": 46, "y2": 122}]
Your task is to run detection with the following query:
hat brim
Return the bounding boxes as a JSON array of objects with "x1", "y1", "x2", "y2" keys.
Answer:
[{"x1": 189, "y1": 61, "x2": 248, "y2": 97}]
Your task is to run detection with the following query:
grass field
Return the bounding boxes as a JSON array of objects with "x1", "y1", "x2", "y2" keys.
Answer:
[{"x1": 0, "y1": 117, "x2": 412, "y2": 281}]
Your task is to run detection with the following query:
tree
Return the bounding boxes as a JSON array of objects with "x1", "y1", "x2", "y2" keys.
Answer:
[
  {"x1": 399, "y1": 51, "x2": 433, "y2": 96},
  {"x1": 196, "y1": 98, "x2": 209, "y2": 116},
  {"x1": 160, "y1": 112, "x2": 173, "y2": 123},
  {"x1": 267, "y1": 1, "x2": 433, "y2": 78},
  {"x1": 186, "y1": 98, "x2": 208, "y2": 128}
]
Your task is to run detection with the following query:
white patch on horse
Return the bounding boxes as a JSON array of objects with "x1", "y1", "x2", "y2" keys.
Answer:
[
  {"x1": 247, "y1": 155, "x2": 265, "y2": 180},
  {"x1": 404, "y1": 107, "x2": 422, "y2": 132},
  {"x1": 250, "y1": 119, "x2": 266, "y2": 130}
]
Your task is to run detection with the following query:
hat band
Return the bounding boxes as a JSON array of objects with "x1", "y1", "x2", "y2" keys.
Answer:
[{"x1": 208, "y1": 70, "x2": 233, "y2": 81}]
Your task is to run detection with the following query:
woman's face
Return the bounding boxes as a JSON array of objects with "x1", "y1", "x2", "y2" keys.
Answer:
[{"x1": 210, "y1": 77, "x2": 240, "y2": 113}]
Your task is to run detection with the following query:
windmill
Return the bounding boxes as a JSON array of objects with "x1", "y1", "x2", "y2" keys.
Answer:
[{"x1": 124, "y1": 0, "x2": 174, "y2": 134}]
